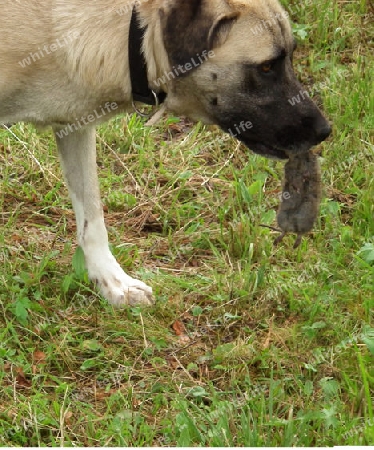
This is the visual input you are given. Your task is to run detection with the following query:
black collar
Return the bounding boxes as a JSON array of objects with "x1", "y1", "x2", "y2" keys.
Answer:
[{"x1": 128, "y1": 7, "x2": 167, "y2": 106}]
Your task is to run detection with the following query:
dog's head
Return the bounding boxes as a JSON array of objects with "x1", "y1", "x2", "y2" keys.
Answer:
[{"x1": 156, "y1": 0, "x2": 331, "y2": 159}]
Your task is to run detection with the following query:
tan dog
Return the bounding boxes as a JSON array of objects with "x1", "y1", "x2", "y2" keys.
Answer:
[{"x1": 0, "y1": 0, "x2": 331, "y2": 306}]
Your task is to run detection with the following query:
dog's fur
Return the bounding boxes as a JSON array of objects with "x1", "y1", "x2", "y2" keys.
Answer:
[{"x1": 0, "y1": 0, "x2": 331, "y2": 306}]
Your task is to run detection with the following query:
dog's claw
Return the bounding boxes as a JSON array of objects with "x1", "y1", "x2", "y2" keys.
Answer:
[
  {"x1": 86, "y1": 252, "x2": 154, "y2": 307},
  {"x1": 100, "y1": 284, "x2": 155, "y2": 308}
]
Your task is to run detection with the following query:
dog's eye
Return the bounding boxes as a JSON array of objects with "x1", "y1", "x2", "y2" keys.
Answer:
[{"x1": 260, "y1": 63, "x2": 273, "y2": 73}]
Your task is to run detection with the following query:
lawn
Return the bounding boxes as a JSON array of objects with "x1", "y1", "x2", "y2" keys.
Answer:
[{"x1": 0, "y1": 0, "x2": 373, "y2": 446}]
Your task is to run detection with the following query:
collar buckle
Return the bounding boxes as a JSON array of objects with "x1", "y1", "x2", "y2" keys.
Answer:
[{"x1": 132, "y1": 90, "x2": 159, "y2": 117}]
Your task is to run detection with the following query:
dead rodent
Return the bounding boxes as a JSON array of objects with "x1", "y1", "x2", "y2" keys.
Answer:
[{"x1": 274, "y1": 151, "x2": 322, "y2": 248}]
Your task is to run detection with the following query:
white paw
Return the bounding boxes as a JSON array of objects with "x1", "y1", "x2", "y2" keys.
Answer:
[
  {"x1": 97, "y1": 277, "x2": 154, "y2": 307},
  {"x1": 86, "y1": 251, "x2": 154, "y2": 307}
]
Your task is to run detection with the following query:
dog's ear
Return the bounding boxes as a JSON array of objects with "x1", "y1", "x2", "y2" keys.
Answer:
[
  {"x1": 208, "y1": 12, "x2": 239, "y2": 49},
  {"x1": 160, "y1": 0, "x2": 238, "y2": 69}
]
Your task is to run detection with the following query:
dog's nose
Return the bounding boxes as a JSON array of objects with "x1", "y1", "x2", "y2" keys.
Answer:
[
  {"x1": 316, "y1": 121, "x2": 332, "y2": 142},
  {"x1": 313, "y1": 113, "x2": 332, "y2": 143},
  {"x1": 302, "y1": 116, "x2": 332, "y2": 144}
]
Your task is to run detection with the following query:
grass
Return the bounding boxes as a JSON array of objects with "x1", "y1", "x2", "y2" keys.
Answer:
[{"x1": 0, "y1": 0, "x2": 373, "y2": 446}]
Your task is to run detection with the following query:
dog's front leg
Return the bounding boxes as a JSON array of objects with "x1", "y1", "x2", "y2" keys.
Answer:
[{"x1": 54, "y1": 126, "x2": 154, "y2": 307}]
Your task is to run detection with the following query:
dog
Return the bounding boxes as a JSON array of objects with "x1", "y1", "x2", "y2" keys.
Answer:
[{"x1": 0, "y1": 0, "x2": 331, "y2": 307}]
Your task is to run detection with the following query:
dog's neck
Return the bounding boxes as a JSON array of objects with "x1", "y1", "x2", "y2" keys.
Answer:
[
  {"x1": 136, "y1": 3, "x2": 174, "y2": 96},
  {"x1": 129, "y1": 7, "x2": 167, "y2": 106}
]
